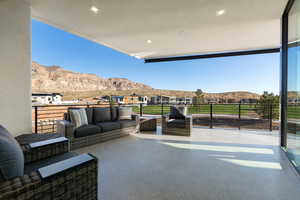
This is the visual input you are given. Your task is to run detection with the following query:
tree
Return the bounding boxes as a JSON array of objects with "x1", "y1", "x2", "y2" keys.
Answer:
[
  {"x1": 255, "y1": 91, "x2": 279, "y2": 119},
  {"x1": 194, "y1": 89, "x2": 205, "y2": 104}
]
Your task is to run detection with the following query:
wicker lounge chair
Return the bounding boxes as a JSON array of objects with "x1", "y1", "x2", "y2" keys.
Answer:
[
  {"x1": 162, "y1": 106, "x2": 192, "y2": 136},
  {"x1": 0, "y1": 125, "x2": 98, "y2": 200}
]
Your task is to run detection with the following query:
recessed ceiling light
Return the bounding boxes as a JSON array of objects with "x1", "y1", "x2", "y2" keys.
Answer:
[
  {"x1": 90, "y1": 5, "x2": 99, "y2": 14},
  {"x1": 147, "y1": 39, "x2": 152, "y2": 44},
  {"x1": 216, "y1": 9, "x2": 226, "y2": 16}
]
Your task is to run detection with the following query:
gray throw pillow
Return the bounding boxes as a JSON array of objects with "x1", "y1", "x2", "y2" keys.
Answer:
[
  {"x1": 69, "y1": 109, "x2": 88, "y2": 128},
  {"x1": 94, "y1": 107, "x2": 111, "y2": 122},
  {"x1": 0, "y1": 125, "x2": 24, "y2": 181},
  {"x1": 118, "y1": 107, "x2": 132, "y2": 120}
]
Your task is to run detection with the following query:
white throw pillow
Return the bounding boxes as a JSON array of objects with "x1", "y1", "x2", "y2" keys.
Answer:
[{"x1": 69, "y1": 109, "x2": 88, "y2": 128}]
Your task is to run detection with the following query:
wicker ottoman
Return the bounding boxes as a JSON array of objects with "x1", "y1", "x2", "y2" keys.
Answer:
[{"x1": 139, "y1": 118, "x2": 157, "y2": 131}]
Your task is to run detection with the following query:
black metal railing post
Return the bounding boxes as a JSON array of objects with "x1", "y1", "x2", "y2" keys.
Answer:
[
  {"x1": 238, "y1": 103, "x2": 241, "y2": 130},
  {"x1": 140, "y1": 103, "x2": 143, "y2": 116},
  {"x1": 161, "y1": 103, "x2": 164, "y2": 117},
  {"x1": 34, "y1": 106, "x2": 38, "y2": 134},
  {"x1": 210, "y1": 104, "x2": 213, "y2": 128},
  {"x1": 269, "y1": 104, "x2": 273, "y2": 131}
]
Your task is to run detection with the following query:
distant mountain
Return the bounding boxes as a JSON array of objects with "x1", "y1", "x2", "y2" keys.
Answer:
[
  {"x1": 32, "y1": 62, "x2": 153, "y2": 92},
  {"x1": 32, "y1": 61, "x2": 260, "y2": 101}
]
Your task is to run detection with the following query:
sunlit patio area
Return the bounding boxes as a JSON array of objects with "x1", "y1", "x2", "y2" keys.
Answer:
[{"x1": 76, "y1": 128, "x2": 300, "y2": 200}]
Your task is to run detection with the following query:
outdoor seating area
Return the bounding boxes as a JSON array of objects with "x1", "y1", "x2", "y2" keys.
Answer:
[
  {"x1": 56, "y1": 105, "x2": 192, "y2": 149},
  {"x1": 0, "y1": 125, "x2": 98, "y2": 200},
  {"x1": 1, "y1": 117, "x2": 300, "y2": 200},
  {"x1": 0, "y1": 105, "x2": 195, "y2": 199}
]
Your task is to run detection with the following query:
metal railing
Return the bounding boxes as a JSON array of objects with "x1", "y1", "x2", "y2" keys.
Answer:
[{"x1": 32, "y1": 103, "x2": 279, "y2": 134}]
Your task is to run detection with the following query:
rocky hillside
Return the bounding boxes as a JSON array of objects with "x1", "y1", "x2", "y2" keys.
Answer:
[
  {"x1": 32, "y1": 62, "x2": 153, "y2": 92},
  {"x1": 32, "y1": 61, "x2": 260, "y2": 101}
]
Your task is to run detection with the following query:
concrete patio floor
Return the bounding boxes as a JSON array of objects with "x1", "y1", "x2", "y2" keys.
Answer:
[{"x1": 76, "y1": 127, "x2": 300, "y2": 200}]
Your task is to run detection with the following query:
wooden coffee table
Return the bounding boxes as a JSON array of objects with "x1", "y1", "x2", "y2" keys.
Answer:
[{"x1": 139, "y1": 117, "x2": 157, "y2": 131}]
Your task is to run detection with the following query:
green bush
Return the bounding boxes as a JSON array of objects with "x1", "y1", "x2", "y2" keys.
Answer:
[{"x1": 255, "y1": 91, "x2": 279, "y2": 119}]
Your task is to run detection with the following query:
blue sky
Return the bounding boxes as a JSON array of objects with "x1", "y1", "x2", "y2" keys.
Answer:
[{"x1": 32, "y1": 19, "x2": 280, "y2": 94}]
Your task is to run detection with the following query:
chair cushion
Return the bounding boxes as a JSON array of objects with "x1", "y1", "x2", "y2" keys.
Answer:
[
  {"x1": 111, "y1": 107, "x2": 118, "y2": 121},
  {"x1": 16, "y1": 133, "x2": 63, "y2": 145},
  {"x1": 24, "y1": 152, "x2": 78, "y2": 174},
  {"x1": 96, "y1": 122, "x2": 121, "y2": 132},
  {"x1": 167, "y1": 119, "x2": 186, "y2": 128},
  {"x1": 118, "y1": 120, "x2": 137, "y2": 128},
  {"x1": 74, "y1": 125, "x2": 102, "y2": 138},
  {"x1": 170, "y1": 106, "x2": 187, "y2": 120},
  {"x1": 0, "y1": 125, "x2": 24, "y2": 181},
  {"x1": 118, "y1": 107, "x2": 132, "y2": 120},
  {"x1": 94, "y1": 107, "x2": 111, "y2": 122},
  {"x1": 69, "y1": 109, "x2": 88, "y2": 128}
]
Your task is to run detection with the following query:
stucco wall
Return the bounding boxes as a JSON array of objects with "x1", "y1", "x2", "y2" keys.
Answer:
[{"x1": 0, "y1": 0, "x2": 32, "y2": 136}]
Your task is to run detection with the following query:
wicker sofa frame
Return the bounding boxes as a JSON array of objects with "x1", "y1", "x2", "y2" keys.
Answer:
[
  {"x1": 16, "y1": 133, "x2": 69, "y2": 164},
  {"x1": 58, "y1": 120, "x2": 137, "y2": 149},
  {"x1": 0, "y1": 133, "x2": 98, "y2": 200}
]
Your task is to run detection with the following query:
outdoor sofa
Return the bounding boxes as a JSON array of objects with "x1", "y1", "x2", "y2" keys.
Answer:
[
  {"x1": 0, "y1": 125, "x2": 98, "y2": 200},
  {"x1": 162, "y1": 106, "x2": 192, "y2": 136},
  {"x1": 57, "y1": 106, "x2": 139, "y2": 149}
]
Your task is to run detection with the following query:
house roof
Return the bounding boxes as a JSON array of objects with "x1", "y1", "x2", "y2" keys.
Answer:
[{"x1": 29, "y1": 0, "x2": 287, "y2": 59}]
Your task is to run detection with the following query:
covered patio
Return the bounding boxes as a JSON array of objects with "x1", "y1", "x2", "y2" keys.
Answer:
[
  {"x1": 76, "y1": 128, "x2": 300, "y2": 200},
  {"x1": 0, "y1": 0, "x2": 300, "y2": 200}
]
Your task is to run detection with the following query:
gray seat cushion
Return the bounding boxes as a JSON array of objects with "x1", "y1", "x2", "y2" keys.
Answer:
[
  {"x1": 167, "y1": 119, "x2": 186, "y2": 128},
  {"x1": 0, "y1": 125, "x2": 24, "y2": 181},
  {"x1": 16, "y1": 133, "x2": 63, "y2": 145},
  {"x1": 25, "y1": 152, "x2": 78, "y2": 174},
  {"x1": 96, "y1": 122, "x2": 121, "y2": 132},
  {"x1": 94, "y1": 107, "x2": 111, "y2": 122},
  {"x1": 118, "y1": 120, "x2": 137, "y2": 128},
  {"x1": 74, "y1": 125, "x2": 102, "y2": 138}
]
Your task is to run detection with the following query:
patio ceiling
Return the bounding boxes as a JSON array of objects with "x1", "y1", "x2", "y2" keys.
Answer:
[{"x1": 29, "y1": 0, "x2": 288, "y2": 59}]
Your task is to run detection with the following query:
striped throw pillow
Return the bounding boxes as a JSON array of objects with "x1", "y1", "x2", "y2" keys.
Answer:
[{"x1": 69, "y1": 109, "x2": 88, "y2": 128}]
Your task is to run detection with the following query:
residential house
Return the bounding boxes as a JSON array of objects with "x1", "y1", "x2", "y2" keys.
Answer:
[{"x1": 32, "y1": 93, "x2": 63, "y2": 105}]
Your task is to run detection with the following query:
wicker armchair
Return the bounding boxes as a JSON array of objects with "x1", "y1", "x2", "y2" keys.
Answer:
[
  {"x1": 0, "y1": 126, "x2": 98, "y2": 200},
  {"x1": 15, "y1": 133, "x2": 69, "y2": 164},
  {"x1": 162, "y1": 106, "x2": 192, "y2": 136}
]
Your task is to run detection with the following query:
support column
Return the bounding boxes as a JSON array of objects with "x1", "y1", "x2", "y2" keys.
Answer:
[{"x1": 0, "y1": 0, "x2": 32, "y2": 136}]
